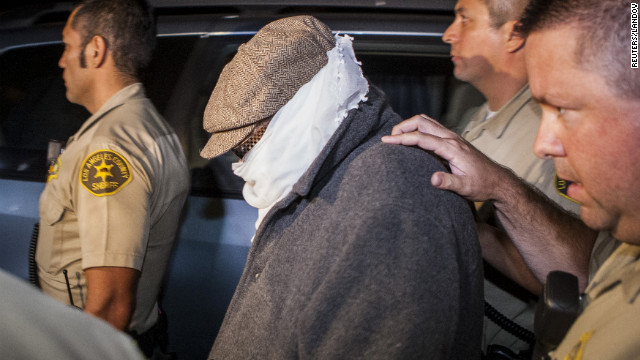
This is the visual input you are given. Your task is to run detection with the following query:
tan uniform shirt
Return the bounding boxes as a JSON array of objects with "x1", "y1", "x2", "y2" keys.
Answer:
[
  {"x1": 462, "y1": 85, "x2": 603, "y2": 352},
  {"x1": 550, "y1": 243, "x2": 640, "y2": 360},
  {"x1": 462, "y1": 85, "x2": 580, "y2": 213},
  {"x1": 36, "y1": 83, "x2": 189, "y2": 333},
  {"x1": 464, "y1": 88, "x2": 618, "y2": 284}
]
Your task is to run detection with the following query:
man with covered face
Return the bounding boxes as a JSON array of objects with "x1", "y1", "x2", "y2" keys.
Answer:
[{"x1": 201, "y1": 15, "x2": 483, "y2": 359}]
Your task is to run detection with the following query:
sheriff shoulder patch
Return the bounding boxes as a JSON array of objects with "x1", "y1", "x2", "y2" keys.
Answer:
[{"x1": 79, "y1": 150, "x2": 132, "y2": 196}]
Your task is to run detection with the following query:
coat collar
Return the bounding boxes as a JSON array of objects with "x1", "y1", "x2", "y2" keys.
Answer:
[
  {"x1": 290, "y1": 84, "x2": 391, "y2": 199},
  {"x1": 254, "y1": 84, "x2": 395, "y2": 236}
]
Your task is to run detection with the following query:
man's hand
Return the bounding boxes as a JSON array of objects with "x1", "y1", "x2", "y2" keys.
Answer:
[
  {"x1": 84, "y1": 266, "x2": 140, "y2": 331},
  {"x1": 382, "y1": 114, "x2": 596, "y2": 291},
  {"x1": 381, "y1": 114, "x2": 517, "y2": 202}
]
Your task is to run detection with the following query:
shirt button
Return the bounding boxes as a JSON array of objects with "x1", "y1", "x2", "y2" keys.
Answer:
[{"x1": 255, "y1": 273, "x2": 260, "y2": 280}]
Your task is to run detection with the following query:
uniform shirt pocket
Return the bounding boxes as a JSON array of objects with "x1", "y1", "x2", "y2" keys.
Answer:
[
  {"x1": 40, "y1": 195, "x2": 65, "y2": 226},
  {"x1": 36, "y1": 193, "x2": 78, "y2": 274}
]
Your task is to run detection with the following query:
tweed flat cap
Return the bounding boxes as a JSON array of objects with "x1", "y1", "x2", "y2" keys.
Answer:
[{"x1": 200, "y1": 15, "x2": 335, "y2": 159}]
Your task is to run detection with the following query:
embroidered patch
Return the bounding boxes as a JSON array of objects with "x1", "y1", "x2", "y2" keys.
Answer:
[
  {"x1": 79, "y1": 150, "x2": 132, "y2": 196},
  {"x1": 47, "y1": 158, "x2": 61, "y2": 182},
  {"x1": 555, "y1": 173, "x2": 579, "y2": 204}
]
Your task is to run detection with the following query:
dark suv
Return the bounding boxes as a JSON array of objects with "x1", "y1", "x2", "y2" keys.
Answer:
[{"x1": 0, "y1": 1, "x2": 483, "y2": 358}]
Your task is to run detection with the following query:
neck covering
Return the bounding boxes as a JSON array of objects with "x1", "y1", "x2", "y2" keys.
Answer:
[{"x1": 232, "y1": 34, "x2": 369, "y2": 230}]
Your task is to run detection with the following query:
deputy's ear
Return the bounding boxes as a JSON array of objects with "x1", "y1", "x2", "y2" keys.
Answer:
[
  {"x1": 86, "y1": 35, "x2": 108, "y2": 68},
  {"x1": 503, "y1": 20, "x2": 526, "y2": 53}
]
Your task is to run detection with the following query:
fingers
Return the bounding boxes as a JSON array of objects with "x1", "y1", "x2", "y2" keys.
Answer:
[
  {"x1": 381, "y1": 130, "x2": 441, "y2": 153},
  {"x1": 431, "y1": 172, "x2": 446, "y2": 187},
  {"x1": 431, "y1": 172, "x2": 458, "y2": 191},
  {"x1": 388, "y1": 114, "x2": 428, "y2": 135},
  {"x1": 432, "y1": 171, "x2": 475, "y2": 199},
  {"x1": 388, "y1": 114, "x2": 452, "y2": 136},
  {"x1": 383, "y1": 114, "x2": 506, "y2": 202},
  {"x1": 381, "y1": 114, "x2": 444, "y2": 148},
  {"x1": 382, "y1": 128, "x2": 464, "y2": 169}
]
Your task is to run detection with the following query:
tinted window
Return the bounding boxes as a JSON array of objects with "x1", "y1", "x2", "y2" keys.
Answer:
[
  {"x1": 0, "y1": 44, "x2": 87, "y2": 180},
  {"x1": 0, "y1": 34, "x2": 454, "y2": 196}
]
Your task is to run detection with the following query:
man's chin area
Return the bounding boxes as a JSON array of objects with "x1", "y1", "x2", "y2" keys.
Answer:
[
  {"x1": 579, "y1": 206, "x2": 613, "y2": 233},
  {"x1": 451, "y1": 66, "x2": 468, "y2": 83},
  {"x1": 609, "y1": 218, "x2": 640, "y2": 245},
  {"x1": 579, "y1": 207, "x2": 640, "y2": 244},
  {"x1": 65, "y1": 94, "x2": 81, "y2": 107}
]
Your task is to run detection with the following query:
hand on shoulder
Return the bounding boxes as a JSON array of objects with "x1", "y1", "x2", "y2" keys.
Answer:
[{"x1": 381, "y1": 114, "x2": 518, "y2": 203}]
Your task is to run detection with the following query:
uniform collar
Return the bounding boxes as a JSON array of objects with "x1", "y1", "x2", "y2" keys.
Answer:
[
  {"x1": 67, "y1": 83, "x2": 146, "y2": 144},
  {"x1": 586, "y1": 243, "x2": 640, "y2": 305},
  {"x1": 462, "y1": 84, "x2": 535, "y2": 142}
]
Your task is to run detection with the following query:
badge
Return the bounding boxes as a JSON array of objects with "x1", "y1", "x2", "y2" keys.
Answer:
[
  {"x1": 79, "y1": 150, "x2": 132, "y2": 196},
  {"x1": 564, "y1": 330, "x2": 594, "y2": 360},
  {"x1": 47, "y1": 158, "x2": 61, "y2": 182}
]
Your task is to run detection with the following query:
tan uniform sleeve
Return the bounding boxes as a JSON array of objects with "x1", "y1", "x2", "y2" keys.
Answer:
[{"x1": 75, "y1": 142, "x2": 152, "y2": 271}]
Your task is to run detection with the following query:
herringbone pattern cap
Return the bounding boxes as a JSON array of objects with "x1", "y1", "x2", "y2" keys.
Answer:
[{"x1": 201, "y1": 15, "x2": 335, "y2": 159}]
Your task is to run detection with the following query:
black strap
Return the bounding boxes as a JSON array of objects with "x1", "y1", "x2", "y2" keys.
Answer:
[{"x1": 29, "y1": 222, "x2": 40, "y2": 288}]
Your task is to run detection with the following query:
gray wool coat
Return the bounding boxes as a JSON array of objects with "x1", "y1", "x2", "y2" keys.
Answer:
[{"x1": 210, "y1": 85, "x2": 483, "y2": 360}]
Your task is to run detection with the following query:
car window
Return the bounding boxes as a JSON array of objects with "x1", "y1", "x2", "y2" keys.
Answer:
[
  {"x1": 0, "y1": 37, "x2": 194, "y2": 183},
  {"x1": 0, "y1": 33, "x2": 453, "y2": 197},
  {"x1": 0, "y1": 43, "x2": 86, "y2": 180}
]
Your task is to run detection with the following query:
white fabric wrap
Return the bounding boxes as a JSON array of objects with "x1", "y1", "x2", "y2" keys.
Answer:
[{"x1": 232, "y1": 34, "x2": 369, "y2": 230}]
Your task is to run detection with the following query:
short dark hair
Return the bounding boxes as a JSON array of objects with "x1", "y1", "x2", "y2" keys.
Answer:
[
  {"x1": 518, "y1": 0, "x2": 639, "y2": 100},
  {"x1": 72, "y1": 0, "x2": 156, "y2": 80}
]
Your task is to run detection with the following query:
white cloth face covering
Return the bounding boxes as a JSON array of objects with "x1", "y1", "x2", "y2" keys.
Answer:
[{"x1": 232, "y1": 34, "x2": 369, "y2": 231}]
